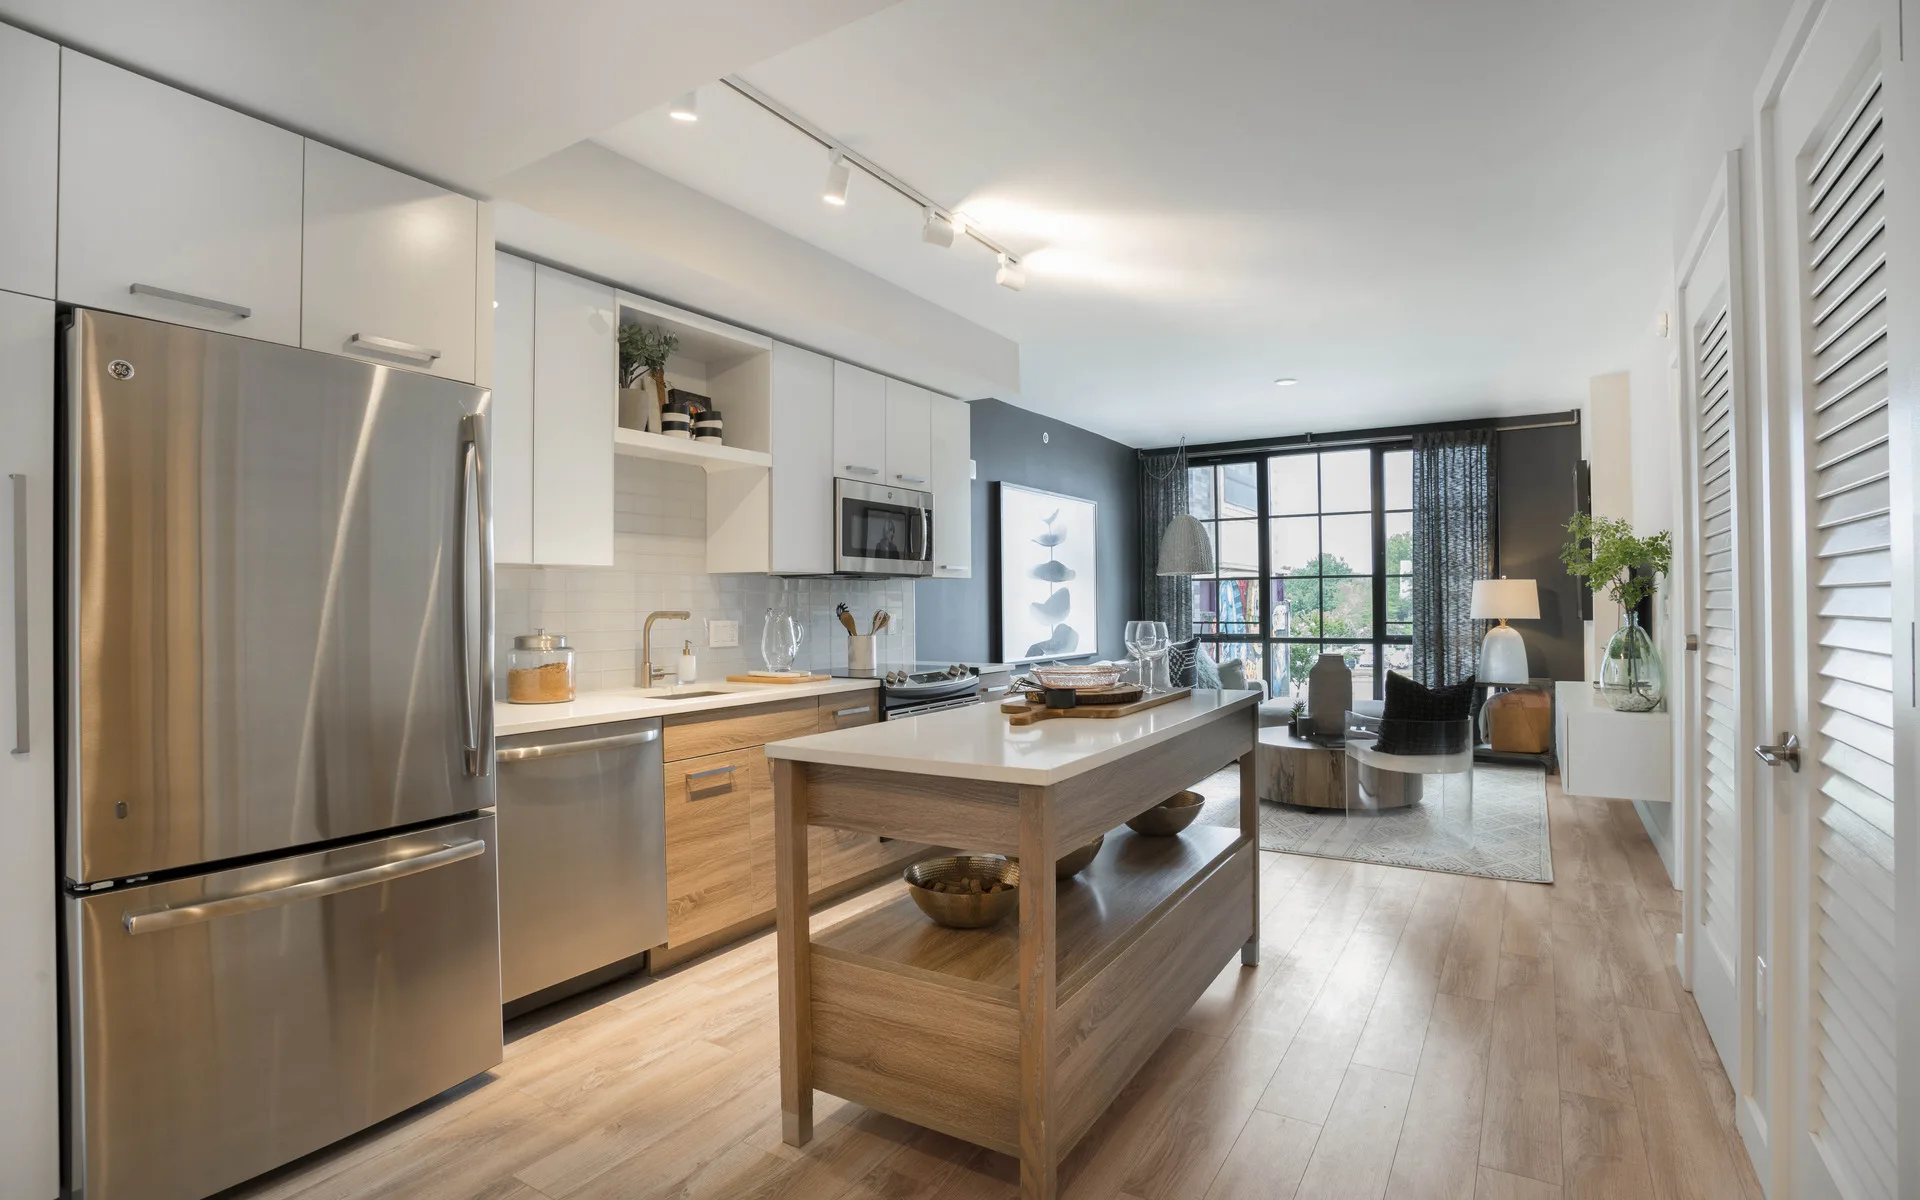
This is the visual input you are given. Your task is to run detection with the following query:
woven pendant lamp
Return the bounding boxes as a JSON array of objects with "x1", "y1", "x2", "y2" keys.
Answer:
[{"x1": 1155, "y1": 440, "x2": 1214, "y2": 576}]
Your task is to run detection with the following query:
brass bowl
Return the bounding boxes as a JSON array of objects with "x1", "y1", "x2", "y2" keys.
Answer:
[
  {"x1": 1126, "y1": 790, "x2": 1206, "y2": 837},
  {"x1": 904, "y1": 855, "x2": 1021, "y2": 928},
  {"x1": 1053, "y1": 834, "x2": 1105, "y2": 878}
]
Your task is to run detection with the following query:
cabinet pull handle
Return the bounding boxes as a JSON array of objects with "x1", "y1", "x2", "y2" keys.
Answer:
[
  {"x1": 938, "y1": 564, "x2": 966, "y2": 571},
  {"x1": 351, "y1": 333, "x2": 443, "y2": 362},
  {"x1": 9, "y1": 475, "x2": 26, "y2": 756},
  {"x1": 497, "y1": 726, "x2": 659, "y2": 762},
  {"x1": 844, "y1": 465, "x2": 879, "y2": 476},
  {"x1": 686, "y1": 764, "x2": 738, "y2": 784},
  {"x1": 895, "y1": 474, "x2": 928, "y2": 484},
  {"x1": 833, "y1": 705, "x2": 871, "y2": 718},
  {"x1": 129, "y1": 283, "x2": 251, "y2": 319}
]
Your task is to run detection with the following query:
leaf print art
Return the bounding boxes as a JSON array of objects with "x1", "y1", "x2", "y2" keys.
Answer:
[{"x1": 996, "y1": 484, "x2": 1098, "y2": 663}]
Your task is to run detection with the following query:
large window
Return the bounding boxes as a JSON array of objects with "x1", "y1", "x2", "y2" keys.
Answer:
[{"x1": 1188, "y1": 447, "x2": 1416, "y2": 701}]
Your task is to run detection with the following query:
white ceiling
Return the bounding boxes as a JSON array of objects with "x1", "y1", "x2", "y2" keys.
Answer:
[
  {"x1": 596, "y1": 0, "x2": 1727, "y2": 447},
  {"x1": 0, "y1": 0, "x2": 897, "y2": 189}
]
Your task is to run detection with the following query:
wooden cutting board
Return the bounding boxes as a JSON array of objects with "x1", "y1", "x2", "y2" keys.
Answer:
[
  {"x1": 725, "y1": 673, "x2": 831, "y2": 684},
  {"x1": 1000, "y1": 687, "x2": 1192, "y2": 726}
]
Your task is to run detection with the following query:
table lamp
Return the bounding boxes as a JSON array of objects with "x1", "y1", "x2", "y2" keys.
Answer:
[{"x1": 1471, "y1": 578, "x2": 1538, "y2": 684}]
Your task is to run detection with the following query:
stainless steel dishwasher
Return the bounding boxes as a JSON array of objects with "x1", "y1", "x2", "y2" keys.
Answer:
[{"x1": 496, "y1": 718, "x2": 666, "y2": 1003}]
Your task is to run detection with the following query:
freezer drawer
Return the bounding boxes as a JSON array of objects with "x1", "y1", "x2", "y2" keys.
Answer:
[
  {"x1": 66, "y1": 814, "x2": 503, "y2": 1200},
  {"x1": 497, "y1": 719, "x2": 666, "y2": 1002}
]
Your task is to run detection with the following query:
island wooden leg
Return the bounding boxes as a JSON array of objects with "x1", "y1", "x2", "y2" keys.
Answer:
[
  {"x1": 1017, "y1": 784, "x2": 1058, "y2": 1199},
  {"x1": 772, "y1": 758, "x2": 813, "y2": 1146},
  {"x1": 1240, "y1": 746, "x2": 1260, "y2": 966}
]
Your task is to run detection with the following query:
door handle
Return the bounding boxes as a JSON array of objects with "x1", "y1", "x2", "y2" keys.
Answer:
[
  {"x1": 9, "y1": 474, "x2": 26, "y2": 755},
  {"x1": 1754, "y1": 733, "x2": 1801, "y2": 772},
  {"x1": 350, "y1": 333, "x2": 442, "y2": 362},
  {"x1": 128, "y1": 282, "x2": 251, "y2": 319},
  {"x1": 456, "y1": 414, "x2": 494, "y2": 777},
  {"x1": 497, "y1": 726, "x2": 659, "y2": 762},
  {"x1": 121, "y1": 839, "x2": 487, "y2": 935}
]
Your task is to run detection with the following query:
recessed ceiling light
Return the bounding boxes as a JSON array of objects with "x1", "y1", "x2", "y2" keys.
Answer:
[
  {"x1": 823, "y1": 153, "x2": 851, "y2": 206},
  {"x1": 668, "y1": 91, "x2": 698, "y2": 122},
  {"x1": 1274, "y1": 378, "x2": 1299, "y2": 386}
]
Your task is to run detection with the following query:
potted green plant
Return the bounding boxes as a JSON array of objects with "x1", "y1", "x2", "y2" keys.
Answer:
[
  {"x1": 1289, "y1": 699, "x2": 1307, "y2": 738},
  {"x1": 617, "y1": 324, "x2": 678, "y2": 434},
  {"x1": 1560, "y1": 513, "x2": 1673, "y2": 712}
]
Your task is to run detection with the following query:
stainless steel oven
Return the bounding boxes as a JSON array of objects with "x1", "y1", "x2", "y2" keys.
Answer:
[{"x1": 834, "y1": 477, "x2": 933, "y2": 576}]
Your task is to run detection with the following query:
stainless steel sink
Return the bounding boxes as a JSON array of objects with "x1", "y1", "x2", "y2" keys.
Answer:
[{"x1": 654, "y1": 689, "x2": 730, "y2": 699}]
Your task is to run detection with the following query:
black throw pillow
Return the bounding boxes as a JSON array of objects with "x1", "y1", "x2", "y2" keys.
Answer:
[
  {"x1": 1374, "y1": 671, "x2": 1475, "y2": 755},
  {"x1": 1167, "y1": 636, "x2": 1201, "y2": 688}
]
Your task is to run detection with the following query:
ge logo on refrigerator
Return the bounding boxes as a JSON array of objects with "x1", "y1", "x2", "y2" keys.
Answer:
[{"x1": 107, "y1": 359, "x2": 135, "y2": 380}]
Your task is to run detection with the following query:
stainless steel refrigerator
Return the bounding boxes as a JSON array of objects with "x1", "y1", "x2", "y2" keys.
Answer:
[{"x1": 61, "y1": 310, "x2": 502, "y2": 1200}]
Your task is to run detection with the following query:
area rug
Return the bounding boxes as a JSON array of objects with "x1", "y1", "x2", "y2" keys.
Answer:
[{"x1": 1193, "y1": 762, "x2": 1553, "y2": 883}]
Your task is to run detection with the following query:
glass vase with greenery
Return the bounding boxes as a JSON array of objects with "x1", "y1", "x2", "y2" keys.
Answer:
[{"x1": 1560, "y1": 513, "x2": 1673, "y2": 711}]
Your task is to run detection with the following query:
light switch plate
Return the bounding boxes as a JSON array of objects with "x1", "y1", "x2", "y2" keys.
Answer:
[{"x1": 707, "y1": 619, "x2": 740, "y2": 648}]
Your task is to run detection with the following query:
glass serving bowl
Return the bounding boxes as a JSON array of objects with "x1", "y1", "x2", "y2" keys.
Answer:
[{"x1": 1028, "y1": 663, "x2": 1127, "y2": 689}]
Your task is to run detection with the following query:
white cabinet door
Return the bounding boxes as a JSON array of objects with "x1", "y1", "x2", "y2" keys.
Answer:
[
  {"x1": 491, "y1": 253, "x2": 535, "y2": 565},
  {"x1": 0, "y1": 292, "x2": 58, "y2": 1200},
  {"x1": 58, "y1": 51, "x2": 303, "y2": 345},
  {"x1": 883, "y1": 377, "x2": 932, "y2": 488},
  {"x1": 929, "y1": 397, "x2": 972, "y2": 578},
  {"x1": 531, "y1": 265, "x2": 616, "y2": 566},
  {"x1": 831, "y1": 360, "x2": 887, "y2": 482},
  {"x1": 769, "y1": 342, "x2": 834, "y2": 575},
  {"x1": 0, "y1": 25, "x2": 57, "y2": 299},
  {"x1": 301, "y1": 141, "x2": 480, "y2": 382}
]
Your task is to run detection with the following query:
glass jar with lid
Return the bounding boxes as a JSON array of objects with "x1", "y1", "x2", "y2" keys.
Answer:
[{"x1": 506, "y1": 629, "x2": 575, "y2": 704}]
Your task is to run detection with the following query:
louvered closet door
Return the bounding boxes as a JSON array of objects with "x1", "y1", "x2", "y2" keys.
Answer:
[
  {"x1": 1761, "y1": 2, "x2": 1910, "y2": 1194},
  {"x1": 1678, "y1": 163, "x2": 1749, "y2": 1077}
]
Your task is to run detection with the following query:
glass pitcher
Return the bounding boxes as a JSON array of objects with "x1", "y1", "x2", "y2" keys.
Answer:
[{"x1": 762, "y1": 583, "x2": 806, "y2": 673}]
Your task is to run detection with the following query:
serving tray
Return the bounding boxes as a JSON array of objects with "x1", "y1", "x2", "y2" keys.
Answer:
[{"x1": 999, "y1": 687, "x2": 1192, "y2": 726}]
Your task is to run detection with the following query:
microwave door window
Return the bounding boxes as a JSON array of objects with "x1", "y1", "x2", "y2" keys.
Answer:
[{"x1": 847, "y1": 502, "x2": 910, "y2": 560}]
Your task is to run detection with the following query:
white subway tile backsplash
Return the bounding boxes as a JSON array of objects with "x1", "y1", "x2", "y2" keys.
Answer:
[{"x1": 494, "y1": 456, "x2": 915, "y2": 692}]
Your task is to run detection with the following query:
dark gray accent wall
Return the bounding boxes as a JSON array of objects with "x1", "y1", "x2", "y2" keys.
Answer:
[
  {"x1": 1497, "y1": 424, "x2": 1585, "y2": 681},
  {"x1": 917, "y1": 400, "x2": 1141, "y2": 664}
]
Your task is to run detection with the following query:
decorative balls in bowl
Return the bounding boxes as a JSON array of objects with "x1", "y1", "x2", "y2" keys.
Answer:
[
  {"x1": 1125, "y1": 790, "x2": 1205, "y2": 837},
  {"x1": 904, "y1": 855, "x2": 1020, "y2": 928}
]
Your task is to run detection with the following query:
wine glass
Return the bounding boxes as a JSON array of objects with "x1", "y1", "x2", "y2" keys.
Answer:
[
  {"x1": 1136, "y1": 622, "x2": 1170, "y2": 691},
  {"x1": 1124, "y1": 620, "x2": 1151, "y2": 686}
]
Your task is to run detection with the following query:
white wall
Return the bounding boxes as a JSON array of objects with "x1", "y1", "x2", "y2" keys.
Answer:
[
  {"x1": 493, "y1": 143, "x2": 1020, "y2": 402},
  {"x1": 495, "y1": 456, "x2": 915, "y2": 691}
]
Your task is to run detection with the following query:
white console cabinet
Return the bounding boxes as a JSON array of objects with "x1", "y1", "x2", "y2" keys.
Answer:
[{"x1": 1556, "y1": 680, "x2": 1672, "y2": 803}]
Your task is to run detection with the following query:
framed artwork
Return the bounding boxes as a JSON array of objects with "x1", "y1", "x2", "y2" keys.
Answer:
[{"x1": 996, "y1": 483, "x2": 1099, "y2": 661}]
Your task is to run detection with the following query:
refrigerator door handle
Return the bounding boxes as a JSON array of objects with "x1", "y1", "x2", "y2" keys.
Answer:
[
  {"x1": 9, "y1": 473, "x2": 25, "y2": 756},
  {"x1": 457, "y1": 414, "x2": 494, "y2": 777},
  {"x1": 120, "y1": 839, "x2": 488, "y2": 935}
]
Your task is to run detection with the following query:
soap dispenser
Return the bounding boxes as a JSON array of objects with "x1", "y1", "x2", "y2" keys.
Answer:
[{"x1": 678, "y1": 639, "x2": 697, "y2": 684}]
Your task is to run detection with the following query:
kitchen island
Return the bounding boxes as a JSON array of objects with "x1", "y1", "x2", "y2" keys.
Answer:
[{"x1": 764, "y1": 689, "x2": 1261, "y2": 1200}]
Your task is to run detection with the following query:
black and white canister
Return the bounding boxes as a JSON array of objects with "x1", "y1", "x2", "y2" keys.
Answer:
[
  {"x1": 660, "y1": 403, "x2": 693, "y2": 439},
  {"x1": 693, "y1": 409, "x2": 724, "y2": 442}
]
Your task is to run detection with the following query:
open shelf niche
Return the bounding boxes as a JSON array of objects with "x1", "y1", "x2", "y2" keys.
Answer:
[{"x1": 615, "y1": 292, "x2": 776, "y2": 571}]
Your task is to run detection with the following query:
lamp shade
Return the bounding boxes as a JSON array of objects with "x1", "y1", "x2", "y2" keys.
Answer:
[
  {"x1": 1156, "y1": 514, "x2": 1215, "y2": 576},
  {"x1": 1470, "y1": 578, "x2": 1539, "y2": 621}
]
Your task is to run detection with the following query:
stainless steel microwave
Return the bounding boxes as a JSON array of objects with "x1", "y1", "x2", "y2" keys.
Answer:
[{"x1": 834, "y1": 477, "x2": 933, "y2": 576}]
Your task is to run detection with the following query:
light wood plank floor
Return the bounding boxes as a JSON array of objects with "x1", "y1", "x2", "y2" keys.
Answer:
[{"x1": 226, "y1": 778, "x2": 1763, "y2": 1200}]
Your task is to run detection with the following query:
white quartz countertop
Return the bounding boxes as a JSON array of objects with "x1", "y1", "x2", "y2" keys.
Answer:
[
  {"x1": 764, "y1": 689, "x2": 1259, "y2": 786},
  {"x1": 496, "y1": 677, "x2": 879, "y2": 737}
]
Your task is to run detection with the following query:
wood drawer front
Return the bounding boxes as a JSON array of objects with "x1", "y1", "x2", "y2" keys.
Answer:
[
  {"x1": 663, "y1": 749, "x2": 756, "y2": 946},
  {"x1": 663, "y1": 697, "x2": 818, "y2": 761},
  {"x1": 816, "y1": 694, "x2": 880, "y2": 732}
]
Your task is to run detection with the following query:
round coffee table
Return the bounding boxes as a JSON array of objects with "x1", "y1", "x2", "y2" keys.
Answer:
[{"x1": 1257, "y1": 727, "x2": 1412, "y2": 810}]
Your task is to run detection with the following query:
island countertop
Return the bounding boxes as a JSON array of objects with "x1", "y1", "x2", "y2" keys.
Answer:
[{"x1": 763, "y1": 688, "x2": 1259, "y2": 787}]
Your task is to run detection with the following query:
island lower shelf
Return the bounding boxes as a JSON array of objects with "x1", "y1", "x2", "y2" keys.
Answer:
[{"x1": 807, "y1": 825, "x2": 1254, "y2": 1158}]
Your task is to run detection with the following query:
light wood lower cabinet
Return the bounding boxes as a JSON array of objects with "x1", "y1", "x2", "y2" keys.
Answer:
[{"x1": 660, "y1": 692, "x2": 923, "y2": 963}]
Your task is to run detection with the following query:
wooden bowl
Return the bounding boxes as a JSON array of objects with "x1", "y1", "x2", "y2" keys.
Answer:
[
  {"x1": 904, "y1": 855, "x2": 1021, "y2": 928},
  {"x1": 1053, "y1": 834, "x2": 1105, "y2": 878},
  {"x1": 1126, "y1": 790, "x2": 1206, "y2": 837}
]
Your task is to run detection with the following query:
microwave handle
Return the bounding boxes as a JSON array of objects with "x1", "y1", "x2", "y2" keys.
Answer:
[{"x1": 918, "y1": 504, "x2": 930, "y2": 561}]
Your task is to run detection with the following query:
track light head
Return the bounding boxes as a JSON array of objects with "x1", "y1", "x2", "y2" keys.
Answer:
[
  {"x1": 995, "y1": 253, "x2": 1026, "y2": 292},
  {"x1": 669, "y1": 91, "x2": 698, "y2": 122},
  {"x1": 823, "y1": 153, "x2": 851, "y2": 206},
  {"x1": 922, "y1": 209, "x2": 956, "y2": 247}
]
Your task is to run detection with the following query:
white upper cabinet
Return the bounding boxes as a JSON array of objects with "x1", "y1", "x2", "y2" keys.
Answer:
[
  {"x1": 768, "y1": 342, "x2": 835, "y2": 575},
  {"x1": 531, "y1": 264, "x2": 616, "y2": 566},
  {"x1": 831, "y1": 361, "x2": 887, "y2": 482},
  {"x1": 491, "y1": 253, "x2": 535, "y2": 565},
  {"x1": 0, "y1": 26, "x2": 57, "y2": 299},
  {"x1": 58, "y1": 51, "x2": 303, "y2": 345},
  {"x1": 883, "y1": 378, "x2": 933, "y2": 488},
  {"x1": 301, "y1": 141, "x2": 480, "y2": 382},
  {"x1": 929, "y1": 397, "x2": 972, "y2": 578}
]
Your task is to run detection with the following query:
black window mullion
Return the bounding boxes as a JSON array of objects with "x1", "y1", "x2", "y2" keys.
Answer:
[{"x1": 1370, "y1": 447, "x2": 1387, "y2": 698}]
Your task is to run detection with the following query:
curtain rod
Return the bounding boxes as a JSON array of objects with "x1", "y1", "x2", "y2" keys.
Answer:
[{"x1": 1141, "y1": 409, "x2": 1581, "y2": 461}]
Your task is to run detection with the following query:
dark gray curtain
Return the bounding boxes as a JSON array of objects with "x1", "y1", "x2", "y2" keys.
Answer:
[
  {"x1": 1411, "y1": 429, "x2": 1497, "y2": 687},
  {"x1": 1139, "y1": 450, "x2": 1193, "y2": 640}
]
